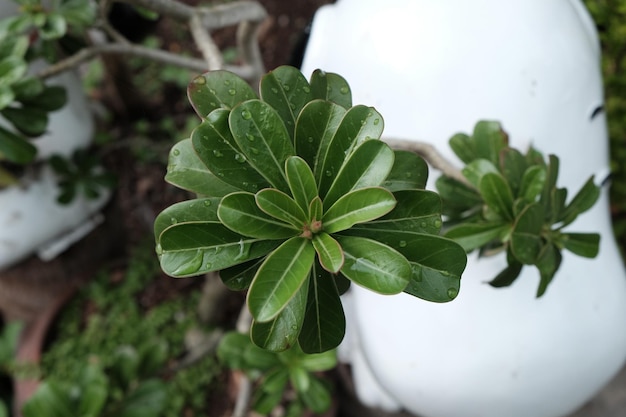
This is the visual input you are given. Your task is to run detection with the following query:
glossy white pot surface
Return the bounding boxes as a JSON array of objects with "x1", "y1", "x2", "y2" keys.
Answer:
[{"x1": 301, "y1": 1, "x2": 626, "y2": 416}]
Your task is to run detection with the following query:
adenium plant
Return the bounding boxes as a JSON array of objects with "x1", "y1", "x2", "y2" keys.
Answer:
[
  {"x1": 437, "y1": 121, "x2": 601, "y2": 296},
  {"x1": 154, "y1": 65, "x2": 467, "y2": 353}
]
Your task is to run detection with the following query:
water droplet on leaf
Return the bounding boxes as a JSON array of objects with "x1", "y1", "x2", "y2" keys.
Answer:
[
  {"x1": 373, "y1": 118, "x2": 380, "y2": 125},
  {"x1": 172, "y1": 149, "x2": 180, "y2": 156},
  {"x1": 235, "y1": 153, "x2": 246, "y2": 163},
  {"x1": 303, "y1": 86, "x2": 311, "y2": 93},
  {"x1": 246, "y1": 133, "x2": 255, "y2": 142},
  {"x1": 399, "y1": 240, "x2": 407, "y2": 248},
  {"x1": 340, "y1": 87, "x2": 349, "y2": 94},
  {"x1": 447, "y1": 287, "x2": 459, "y2": 299},
  {"x1": 241, "y1": 109, "x2": 252, "y2": 120},
  {"x1": 228, "y1": 88, "x2": 236, "y2": 96},
  {"x1": 213, "y1": 150, "x2": 224, "y2": 157},
  {"x1": 203, "y1": 200, "x2": 212, "y2": 207}
]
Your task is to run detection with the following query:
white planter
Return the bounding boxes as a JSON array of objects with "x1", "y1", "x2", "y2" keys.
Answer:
[
  {"x1": 0, "y1": 3, "x2": 110, "y2": 271},
  {"x1": 301, "y1": 1, "x2": 626, "y2": 417}
]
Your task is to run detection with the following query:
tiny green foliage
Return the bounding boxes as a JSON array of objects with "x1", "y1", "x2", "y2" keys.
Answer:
[
  {"x1": 155, "y1": 66, "x2": 467, "y2": 353},
  {"x1": 217, "y1": 331, "x2": 336, "y2": 415},
  {"x1": 437, "y1": 121, "x2": 601, "y2": 296}
]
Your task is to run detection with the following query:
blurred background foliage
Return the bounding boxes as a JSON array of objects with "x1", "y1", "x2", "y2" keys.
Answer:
[{"x1": 584, "y1": 0, "x2": 626, "y2": 256}]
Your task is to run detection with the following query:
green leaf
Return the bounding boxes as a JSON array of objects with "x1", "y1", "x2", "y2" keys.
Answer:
[
  {"x1": 165, "y1": 138, "x2": 239, "y2": 197},
  {"x1": 187, "y1": 70, "x2": 257, "y2": 117},
  {"x1": 382, "y1": 150, "x2": 429, "y2": 191},
  {"x1": 154, "y1": 197, "x2": 220, "y2": 241},
  {"x1": 323, "y1": 187, "x2": 396, "y2": 234},
  {"x1": 116, "y1": 379, "x2": 167, "y2": 417},
  {"x1": 230, "y1": 100, "x2": 293, "y2": 191},
  {"x1": 0, "y1": 56, "x2": 27, "y2": 87},
  {"x1": 300, "y1": 377, "x2": 332, "y2": 414},
  {"x1": 298, "y1": 349, "x2": 337, "y2": 372},
  {"x1": 536, "y1": 243, "x2": 562, "y2": 297},
  {"x1": 312, "y1": 232, "x2": 344, "y2": 273},
  {"x1": 316, "y1": 105, "x2": 384, "y2": 197},
  {"x1": 286, "y1": 156, "x2": 319, "y2": 214},
  {"x1": 158, "y1": 222, "x2": 280, "y2": 276},
  {"x1": 309, "y1": 197, "x2": 323, "y2": 223},
  {"x1": 299, "y1": 262, "x2": 345, "y2": 353},
  {"x1": 260, "y1": 65, "x2": 314, "y2": 139},
  {"x1": 479, "y1": 172, "x2": 515, "y2": 220},
  {"x1": 444, "y1": 222, "x2": 510, "y2": 252},
  {"x1": 558, "y1": 176, "x2": 600, "y2": 227},
  {"x1": 25, "y1": 85, "x2": 67, "y2": 111},
  {"x1": 0, "y1": 126, "x2": 36, "y2": 163},
  {"x1": 510, "y1": 203, "x2": 545, "y2": 264},
  {"x1": 472, "y1": 120, "x2": 508, "y2": 164},
  {"x1": 253, "y1": 389, "x2": 283, "y2": 415},
  {"x1": 247, "y1": 237, "x2": 315, "y2": 322},
  {"x1": 448, "y1": 132, "x2": 475, "y2": 164},
  {"x1": 77, "y1": 365, "x2": 108, "y2": 417},
  {"x1": 22, "y1": 382, "x2": 72, "y2": 417},
  {"x1": 290, "y1": 366, "x2": 311, "y2": 393},
  {"x1": 243, "y1": 343, "x2": 281, "y2": 370},
  {"x1": 337, "y1": 235, "x2": 411, "y2": 294},
  {"x1": 309, "y1": 69, "x2": 352, "y2": 109},
  {"x1": 462, "y1": 159, "x2": 499, "y2": 188},
  {"x1": 352, "y1": 190, "x2": 442, "y2": 235},
  {"x1": 218, "y1": 191, "x2": 298, "y2": 239},
  {"x1": 256, "y1": 188, "x2": 307, "y2": 228},
  {"x1": 398, "y1": 234, "x2": 466, "y2": 302},
  {"x1": 11, "y1": 76, "x2": 43, "y2": 100},
  {"x1": 518, "y1": 165, "x2": 547, "y2": 202},
  {"x1": 500, "y1": 148, "x2": 527, "y2": 195},
  {"x1": 0, "y1": 85, "x2": 14, "y2": 109},
  {"x1": 435, "y1": 176, "x2": 482, "y2": 216},
  {"x1": 39, "y1": 12, "x2": 67, "y2": 39},
  {"x1": 260, "y1": 368, "x2": 289, "y2": 393},
  {"x1": 540, "y1": 154, "x2": 560, "y2": 210},
  {"x1": 250, "y1": 277, "x2": 308, "y2": 351},
  {"x1": 294, "y1": 99, "x2": 346, "y2": 170},
  {"x1": 561, "y1": 233, "x2": 600, "y2": 258},
  {"x1": 489, "y1": 257, "x2": 523, "y2": 288},
  {"x1": 217, "y1": 332, "x2": 250, "y2": 369},
  {"x1": 192, "y1": 109, "x2": 269, "y2": 193},
  {"x1": 219, "y1": 258, "x2": 263, "y2": 291},
  {"x1": 324, "y1": 139, "x2": 395, "y2": 209}
]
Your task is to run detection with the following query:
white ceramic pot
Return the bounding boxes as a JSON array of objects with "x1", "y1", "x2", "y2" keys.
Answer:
[
  {"x1": 301, "y1": 1, "x2": 626, "y2": 416},
  {"x1": 0, "y1": 3, "x2": 110, "y2": 271}
]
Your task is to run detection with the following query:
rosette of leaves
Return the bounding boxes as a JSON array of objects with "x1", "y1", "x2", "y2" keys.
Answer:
[
  {"x1": 436, "y1": 121, "x2": 601, "y2": 296},
  {"x1": 218, "y1": 331, "x2": 336, "y2": 415},
  {"x1": 154, "y1": 66, "x2": 466, "y2": 353}
]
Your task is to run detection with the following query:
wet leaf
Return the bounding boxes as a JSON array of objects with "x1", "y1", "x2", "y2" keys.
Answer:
[
  {"x1": 165, "y1": 138, "x2": 239, "y2": 197},
  {"x1": 256, "y1": 188, "x2": 307, "y2": 228},
  {"x1": 337, "y1": 236, "x2": 410, "y2": 294},
  {"x1": 309, "y1": 69, "x2": 352, "y2": 109},
  {"x1": 312, "y1": 232, "x2": 344, "y2": 273},
  {"x1": 192, "y1": 109, "x2": 268, "y2": 193},
  {"x1": 382, "y1": 150, "x2": 429, "y2": 191},
  {"x1": 230, "y1": 100, "x2": 293, "y2": 191},
  {"x1": 187, "y1": 70, "x2": 256, "y2": 117},
  {"x1": 218, "y1": 192, "x2": 298, "y2": 239},
  {"x1": 324, "y1": 139, "x2": 394, "y2": 209},
  {"x1": 323, "y1": 187, "x2": 396, "y2": 234},
  {"x1": 247, "y1": 237, "x2": 315, "y2": 322},
  {"x1": 260, "y1": 65, "x2": 314, "y2": 140}
]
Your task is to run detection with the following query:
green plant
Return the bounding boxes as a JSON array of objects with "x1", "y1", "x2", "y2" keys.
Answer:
[
  {"x1": 437, "y1": 121, "x2": 601, "y2": 296},
  {"x1": 39, "y1": 242, "x2": 222, "y2": 417},
  {"x1": 0, "y1": 0, "x2": 94, "y2": 185},
  {"x1": 154, "y1": 65, "x2": 467, "y2": 353},
  {"x1": 217, "y1": 331, "x2": 336, "y2": 415}
]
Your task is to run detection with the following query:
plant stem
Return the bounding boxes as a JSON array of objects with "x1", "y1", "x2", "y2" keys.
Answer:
[{"x1": 384, "y1": 137, "x2": 473, "y2": 187}]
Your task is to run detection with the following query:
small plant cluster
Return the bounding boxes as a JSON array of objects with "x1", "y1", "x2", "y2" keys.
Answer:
[
  {"x1": 436, "y1": 121, "x2": 601, "y2": 296},
  {"x1": 218, "y1": 332, "x2": 336, "y2": 415},
  {"x1": 155, "y1": 65, "x2": 467, "y2": 353},
  {"x1": 0, "y1": 0, "x2": 94, "y2": 186}
]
